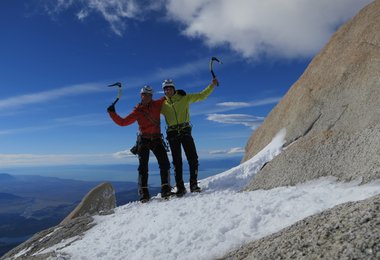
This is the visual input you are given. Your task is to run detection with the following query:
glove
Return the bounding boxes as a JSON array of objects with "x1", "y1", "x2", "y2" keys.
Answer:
[
  {"x1": 176, "y1": 89, "x2": 187, "y2": 96},
  {"x1": 107, "y1": 104, "x2": 115, "y2": 113},
  {"x1": 212, "y1": 78, "x2": 219, "y2": 86}
]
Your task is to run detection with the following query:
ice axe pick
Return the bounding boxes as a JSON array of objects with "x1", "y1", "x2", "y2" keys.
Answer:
[
  {"x1": 210, "y1": 57, "x2": 222, "y2": 86},
  {"x1": 108, "y1": 82, "x2": 122, "y2": 106}
]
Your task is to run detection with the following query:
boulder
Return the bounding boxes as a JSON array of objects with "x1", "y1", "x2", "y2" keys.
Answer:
[{"x1": 61, "y1": 182, "x2": 116, "y2": 224}]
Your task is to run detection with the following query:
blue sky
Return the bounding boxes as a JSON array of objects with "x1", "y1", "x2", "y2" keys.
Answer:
[{"x1": 0, "y1": 0, "x2": 372, "y2": 168}]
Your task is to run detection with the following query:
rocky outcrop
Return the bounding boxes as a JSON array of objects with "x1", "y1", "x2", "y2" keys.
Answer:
[
  {"x1": 221, "y1": 194, "x2": 380, "y2": 260},
  {"x1": 61, "y1": 182, "x2": 116, "y2": 224},
  {"x1": 243, "y1": 0, "x2": 380, "y2": 191},
  {"x1": 1, "y1": 182, "x2": 116, "y2": 260}
]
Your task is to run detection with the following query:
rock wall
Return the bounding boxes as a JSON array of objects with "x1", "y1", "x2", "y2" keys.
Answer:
[
  {"x1": 243, "y1": 0, "x2": 380, "y2": 191},
  {"x1": 222, "y1": 1, "x2": 380, "y2": 259}
]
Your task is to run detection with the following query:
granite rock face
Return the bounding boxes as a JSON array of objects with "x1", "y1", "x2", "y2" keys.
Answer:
[{"x1": 243, "y1": 0, "x2": 380, "y2": 191}]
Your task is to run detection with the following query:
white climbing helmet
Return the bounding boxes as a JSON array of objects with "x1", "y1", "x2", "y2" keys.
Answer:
[
  {"x1": 140, "y1": 85, "x2": 154, "y2": 95},
  {"x1": 162, "y1": 79, "x2": 175, "y2": 89}
]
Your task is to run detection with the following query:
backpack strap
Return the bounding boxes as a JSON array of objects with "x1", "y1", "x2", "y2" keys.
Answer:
[{"x1": 136, "y1": 108, "x2": 160, "y2": 126}]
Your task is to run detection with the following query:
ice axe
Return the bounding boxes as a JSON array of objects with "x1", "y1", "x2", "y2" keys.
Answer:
[
  {"x1": 210, "y1": 56, "x2": 222, "y2": 86},
  {"x1": 108, "y1": 82, "x2": 122, "y2": 106}
]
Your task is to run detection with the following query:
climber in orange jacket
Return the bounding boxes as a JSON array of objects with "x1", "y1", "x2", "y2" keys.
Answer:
[{"x1": 107, "y1": 85, "x2": 171, "y2": 203}]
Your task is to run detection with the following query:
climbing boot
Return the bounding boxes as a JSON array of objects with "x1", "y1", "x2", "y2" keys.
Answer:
[
  {"x1": 175, "y1": 182, "x2": 187, "y2": 197},
  {"x1": 139, "y1": 187, "x2": 150, "y2": 203},
  {"x1": 190, "y1": 180, "x2": 201, "y2": 193},
  {"x1": 161, "y1": 184, "x2": 172, "y2": 199}
]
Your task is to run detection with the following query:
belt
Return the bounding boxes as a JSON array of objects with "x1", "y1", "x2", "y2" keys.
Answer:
[
  {"x1": 140, "y1": 133, "x2": 162, "y2": 140},
  {"x1": 167, "y1": 122, "x2": 190, "y2": 131}
]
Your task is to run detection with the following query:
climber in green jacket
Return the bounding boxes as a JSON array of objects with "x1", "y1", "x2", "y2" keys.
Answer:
[{"x1": 160, "y1": 78, "x2": 219, "y2": 196}]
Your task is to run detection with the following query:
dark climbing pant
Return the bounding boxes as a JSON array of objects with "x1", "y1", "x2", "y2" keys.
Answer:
[
  {"x1": 166, "y1": 127, "x2": 199, "y2": 188},
  {"x1": 137, "y1": 137, "x2": 170, "y2": 199}
]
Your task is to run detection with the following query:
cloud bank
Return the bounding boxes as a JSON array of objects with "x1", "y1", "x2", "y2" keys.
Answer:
[
  {"x1": 42, "y1": 0, "x2": 372, "y2": 59},
  {"x1": 164, "y1": 0, "x2": 372, "y2": 59}
]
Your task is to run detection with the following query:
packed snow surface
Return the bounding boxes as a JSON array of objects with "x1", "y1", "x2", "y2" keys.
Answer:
[{"x1": 40, "y1": 129, "x2": 380, "y2": 259}]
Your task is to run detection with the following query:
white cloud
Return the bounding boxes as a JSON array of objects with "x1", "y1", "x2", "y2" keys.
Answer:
[
  {"x1": 209, "y1": 147, "x2": 244, "y2": 155},
  {"x1": 113, "y1": 149, "x2": 173, "y2": 159},
  {"x1": 0, "y1": 83, "x2": 104, "y2": 109},
  {"x1": 217, "y1": 97, "x2": 281, "y2": 109},
  {"x1": 0, "y1": 142, "x2": 162, "y2": 165},
  {"x1": 0, "y1": 58, "x2": 210, "y2": 114},
  {"x1": 0, "y1": 114, "x2": 108, "y2": 136},
  {"x1": 164, "y1": 0, "x2": 372, "y2": 59},
  {"x1": 113, "y1": 149, "x2": 135, "y2": 158},
  {"x1": 42, "y1": 1, "x2": 371, "y2": 59},
  {"x1": 217, "y1": 102, "x2": 251, "y2": 108},
  {"x1": 0, "y1": 125, "x2": 56, "y2": 136},
  {"x1": 82, "y1": 0, "x2": 141, "y2": 36},
  {"x1": 54, "y1": 113, "x2": 109, "y2": 127},
  {"x1": 109, "y1": 58, "x2": 211, "y2": 92},
  {"x1": 77, "y1": 9, "x2": 89, "y2": 20},
  {"x1": 0, "y1": 153, "x2": 118, "y2": 166},
  {"x1": 153, "y1": 58, "x2": 206, "y2": 80},
  {"x1": 191, "y1": 95, "x2": 281, "y2": 117},
  {"x1": 0, "y1": 58, "x2": 218, "y2": 117},
  {"x1": 43, "y1": 0, "x2": 159, "y2": 36},
  {"x1": 207, "y1": 113, "x2": 264, "y2": 129}
]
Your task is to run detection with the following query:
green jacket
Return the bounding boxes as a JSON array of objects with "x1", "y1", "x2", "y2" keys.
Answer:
[{"x1": 161, "y1": 84, "x2": 215, "y2": 127}]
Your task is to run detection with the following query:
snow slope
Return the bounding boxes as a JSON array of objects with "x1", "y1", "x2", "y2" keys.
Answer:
[{"x1": 38, "y1": 129, "x2": 380, "y2": 259}]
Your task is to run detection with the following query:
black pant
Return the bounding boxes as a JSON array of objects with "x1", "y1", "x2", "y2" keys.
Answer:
[
  {"x1": 166, "y1": 127, "x2": 199, "y2": 187},
  {"x1": 137, "y1": 137, "x2": 170, "y2": 196}
]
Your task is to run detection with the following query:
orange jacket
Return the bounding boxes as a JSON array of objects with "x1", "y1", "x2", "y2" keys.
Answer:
[{"x1": 108, "y1": 98, "x2": 165, "y2": 136}]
